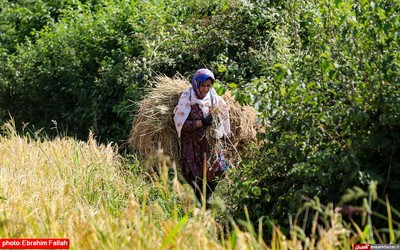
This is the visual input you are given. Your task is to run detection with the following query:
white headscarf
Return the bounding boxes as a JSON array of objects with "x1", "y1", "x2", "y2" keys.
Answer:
[{"x1": 174, "y1": 87, "x2": 231, "y2": 138}]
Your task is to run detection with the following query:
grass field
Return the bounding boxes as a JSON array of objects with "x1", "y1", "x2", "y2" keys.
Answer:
[{"x1": 0, "y1": 121, "x2": 398, "y2": 249}]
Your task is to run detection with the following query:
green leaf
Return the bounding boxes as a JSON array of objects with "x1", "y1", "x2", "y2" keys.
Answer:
[
  {"x1": 160, "y1": 214, "x2": 189, "y2": 249},
  {"x1": 251, "y1": 186, "x2": 261, "y2": 196},
  {"x1": 280, "y1": 86, "x2": 286, "y2": 96}
]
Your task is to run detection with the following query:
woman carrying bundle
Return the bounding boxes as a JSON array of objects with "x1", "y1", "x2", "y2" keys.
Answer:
[{"x1": 174, "y1": 68, "x2": 231, "y2": 207}]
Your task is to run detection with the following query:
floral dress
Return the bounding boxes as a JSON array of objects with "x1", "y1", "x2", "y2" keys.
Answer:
[
  {"x1": 180, "y1": 104, "x2": 223, "y2": 199},
  {"x1": 180, "y1": 104, "x2": 209, "y2": 181}
]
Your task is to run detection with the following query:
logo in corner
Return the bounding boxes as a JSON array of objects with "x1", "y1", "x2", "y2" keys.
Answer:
[{"x1": 354, "y1": 244, "x2": 370, "y2": 250}]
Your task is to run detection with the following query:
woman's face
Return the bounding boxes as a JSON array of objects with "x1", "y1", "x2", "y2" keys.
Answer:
[{"x1": 198, "y1": 79, "x2": 213, "y2": 99}]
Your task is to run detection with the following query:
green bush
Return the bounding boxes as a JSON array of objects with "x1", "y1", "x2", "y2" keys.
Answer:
[
  {"x1": 225, "y1": 0, "x2": 400, "y2": 235},
  {"x1": 0, "y1": 0, "x2": 237, "y2": 144}
]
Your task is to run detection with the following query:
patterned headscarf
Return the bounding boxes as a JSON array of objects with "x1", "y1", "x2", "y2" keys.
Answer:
[
  {"x1": 174, "y1": 69, "x2": 231, "y2": 138},
  {"x1": 192, "y1": 68, "x2": 215, "y2": 98}
]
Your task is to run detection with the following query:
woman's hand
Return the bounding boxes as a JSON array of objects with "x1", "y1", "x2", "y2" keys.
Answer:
[{"x1": 201, "y1": 115, "x2": 213, "y2": 126}]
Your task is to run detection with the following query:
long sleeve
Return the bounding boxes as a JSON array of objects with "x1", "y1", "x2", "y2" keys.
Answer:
[
  {"x1": 181, "y1": 104, "x2": 205, "y2": 134},
  {"x1": 182, "y1": 119, "x2": 198, "y2": 132}
]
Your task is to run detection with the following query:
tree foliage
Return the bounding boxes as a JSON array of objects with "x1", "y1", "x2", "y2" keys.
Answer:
[{"x1": 225, "y1": 0, "x2": 400, "y2": 232}]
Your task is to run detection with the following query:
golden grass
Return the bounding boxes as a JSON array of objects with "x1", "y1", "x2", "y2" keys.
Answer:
[
  {"x1": 1, "y1": 120, "x2": 397, "y2": 249},
  {"x1": 0, "y1": 120, "x2": 267, "y2": 249},
  {"x1": 128, "y1": 75, "x2": 187, "y2": 166}
]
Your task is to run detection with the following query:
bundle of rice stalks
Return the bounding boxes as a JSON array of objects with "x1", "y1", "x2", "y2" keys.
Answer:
[
  {"x1": 128, "y1": 75, "x2": 187, "y2": 164},
  {"x1": 129, "y1": 75, "x2": 261, "y2": 167},
  {"x1": 213, "y1": 92, "x2": 260, "y2": 164}
]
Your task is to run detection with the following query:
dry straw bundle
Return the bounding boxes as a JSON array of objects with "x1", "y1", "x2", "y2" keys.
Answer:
[{"x1": 128, "y1": 74, "x2": 260, "y2": 167}]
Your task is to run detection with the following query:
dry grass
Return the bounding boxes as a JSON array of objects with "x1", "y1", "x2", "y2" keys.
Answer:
[
  {"x1": 128, "y1": 75, "x2": 261, "y2": 167},
  {"x1": 1, "y1": 120, "x2": 396, "y2": 249},
  {"x1": 0, "y1": 120, "x2": 267, "y2": 249},
  {"x1": 128, "y1": 75, "x2": 187, "y2": 166},
  {"x1": 216, "y1": 92, "x2": 261, "y2": 165}
]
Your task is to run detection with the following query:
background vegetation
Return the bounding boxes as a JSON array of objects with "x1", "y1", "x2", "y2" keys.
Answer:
[{"x1": 1, "y1": 0, "x2": 399, "y2": 245}]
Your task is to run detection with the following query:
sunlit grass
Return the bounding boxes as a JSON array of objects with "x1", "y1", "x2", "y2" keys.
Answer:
[
  {"x1": 0, "y1": 121, "x2": 258, "y2": 249},
  {"x1": 0, "y1": 120, "x2": 398, "y2": 249}
]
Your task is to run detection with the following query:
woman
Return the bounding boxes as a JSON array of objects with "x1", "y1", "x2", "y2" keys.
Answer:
[{"x1": 174, "y1": 68, "x2": 231, "y2": 206}]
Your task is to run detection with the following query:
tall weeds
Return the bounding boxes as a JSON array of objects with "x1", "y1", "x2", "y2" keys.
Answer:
[{"x1": 0, "y1": 120, "x2": 398, "y2": 249}]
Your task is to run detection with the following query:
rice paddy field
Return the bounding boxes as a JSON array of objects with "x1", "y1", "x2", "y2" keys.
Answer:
[{"x1": 0, "y1": 120, "x2": 398, "y2": 249}]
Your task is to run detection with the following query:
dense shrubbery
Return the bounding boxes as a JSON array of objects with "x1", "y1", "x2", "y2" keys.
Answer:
[
  {"x1": 0, "y1": 0, "x2": 399, "y2": 239},
  {"x1": 225, "y1": 0, "x2": 400, "y2": 233},
  {"x1": 0, "y1": 0, "x2": 236, "y2": 143}
]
